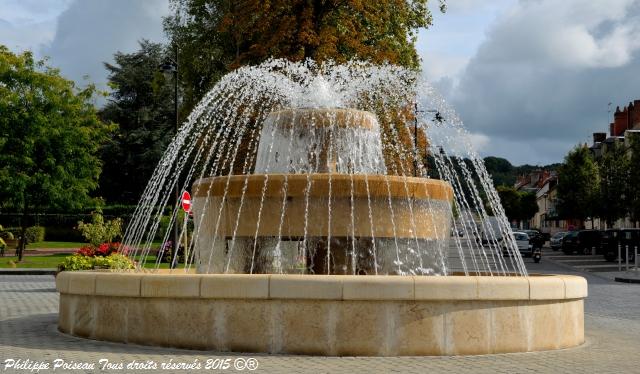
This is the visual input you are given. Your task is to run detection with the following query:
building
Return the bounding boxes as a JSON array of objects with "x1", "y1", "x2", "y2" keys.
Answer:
[
  {"x1": 515, "y1": 170, "x2": 572, "y2": 235},
  {"x1": 587, "y1": 100, "x2": 640, "y2": 229}
]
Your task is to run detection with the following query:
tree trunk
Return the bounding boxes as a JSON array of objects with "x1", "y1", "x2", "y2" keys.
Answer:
[{"x1": 16, "y1": 207, "x2": 29, "y2": 262}]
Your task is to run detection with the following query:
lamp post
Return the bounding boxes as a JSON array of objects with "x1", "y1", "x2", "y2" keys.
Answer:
[
  {"x1": 413, "y1": 102, "x2": 444, "y2": 177},
  {"x1": 159, "y1": 44, "x2": 180, "y2": 268}
]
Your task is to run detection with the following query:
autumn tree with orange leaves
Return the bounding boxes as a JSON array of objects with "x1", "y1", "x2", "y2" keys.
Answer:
[{"x1": 164, "y1": 0, "x2": 444, "y2": 175}]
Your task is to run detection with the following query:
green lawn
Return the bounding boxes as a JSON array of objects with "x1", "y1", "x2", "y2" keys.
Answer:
[
  {"x1": 0, "y1": 253, "x2": 68, "y2": 268},
  {"x1": 0, "y1": 253, "x2": 182, "y2": 269},
  {"x1": 28, "y1": 241, "x2": 85, "y2": 249}
]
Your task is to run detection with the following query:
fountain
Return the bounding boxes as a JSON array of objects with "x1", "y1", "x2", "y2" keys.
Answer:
[{"x1": 56, "y1": 60, "x2": 586, "y2": 356}]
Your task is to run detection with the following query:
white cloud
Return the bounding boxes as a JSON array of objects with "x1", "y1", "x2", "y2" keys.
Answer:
[{"x1": 445, "y1": 0, "x2": 640, "y2": 164}]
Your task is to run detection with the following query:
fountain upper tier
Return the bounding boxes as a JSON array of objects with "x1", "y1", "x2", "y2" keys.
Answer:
[{"x1": 254, "y1": 108, "x2": 386, "y2": 174}]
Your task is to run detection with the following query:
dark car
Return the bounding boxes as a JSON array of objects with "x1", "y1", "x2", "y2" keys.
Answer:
[
  {"x1": 522, "y1": 229, "x2": 545, "y2": 250},
  {"x1": 561, "y1": 230, "x2": 602, "y2": 255},
  {"x1": 601, "y1": 229, "x2": 640, "y2": 262}
]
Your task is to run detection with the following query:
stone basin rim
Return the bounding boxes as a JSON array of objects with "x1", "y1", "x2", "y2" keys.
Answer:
[
  {"x1": 56, "y1": 272, "x2": 588, "y2": 301},
  {"x1": 192, "y1": 173, "x2": 454, "y2": 201}
]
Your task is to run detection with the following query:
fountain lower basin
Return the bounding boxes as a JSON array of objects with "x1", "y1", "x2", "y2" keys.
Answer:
[
  {"x1": 191, "y1": 174, "x2": 454, "y2": 275},
  {"x1": 56, "y1": 272, "x2": 586, "y2": 356}
]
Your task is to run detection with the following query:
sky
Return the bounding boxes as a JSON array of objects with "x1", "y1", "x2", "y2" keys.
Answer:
[{"x1": 2, "y1": 0, "x2": 640, "y2": 165}]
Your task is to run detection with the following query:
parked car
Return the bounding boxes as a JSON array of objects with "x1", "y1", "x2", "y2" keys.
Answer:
[
  {"x1": 562, "y1": 230, "x2": 602, "y2": 255},
  {"x1": 601, "y1": 229, "x2": 640, "y2": 262},
  {"x1": 522, "y1": 229, "x2": 545, "y2": 250},
  {"x1": 550, "y1": 231, "x2": 569, "y2": 251},
  {"x1": 503, "y1": 232, "x2": 533, "y2": 257}
]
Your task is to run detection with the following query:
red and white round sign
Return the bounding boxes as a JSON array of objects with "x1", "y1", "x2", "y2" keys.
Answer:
[{"x1": 181, "y1": 191, "x2": 192, "y2": 213}]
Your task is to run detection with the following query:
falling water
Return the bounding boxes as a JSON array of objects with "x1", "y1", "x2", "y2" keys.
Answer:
[{"x1": 120, "y1": 59, "x2": 528, "y2": 276}]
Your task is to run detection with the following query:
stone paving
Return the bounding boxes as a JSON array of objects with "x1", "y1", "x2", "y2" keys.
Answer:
[{"x1": 1, "y1": 260, "x2": 640, "y2": 373}]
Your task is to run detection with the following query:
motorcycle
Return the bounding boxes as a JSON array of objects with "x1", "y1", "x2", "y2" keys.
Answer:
[{"x1": 533, "y1": 247, "x2": 542, "y2": 263}]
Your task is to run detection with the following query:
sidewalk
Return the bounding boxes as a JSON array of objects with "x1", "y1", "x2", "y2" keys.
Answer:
[
  {"x1": 598, "y1": 270, "x2": 640, "y2": 283},
  {"x1": 0, "y1": 268, "x2": 57, "y2": 275}
]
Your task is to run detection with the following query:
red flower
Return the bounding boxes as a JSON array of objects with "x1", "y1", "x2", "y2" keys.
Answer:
[
  {"x1": 96, "y1": 243, "x2": 111, "y2": 256},
  {"x1": 76, "y1": 246, "x2": 95, "y2": 257}
]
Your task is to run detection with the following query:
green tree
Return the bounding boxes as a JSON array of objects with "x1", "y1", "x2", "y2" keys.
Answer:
[
  {"x1": 627, "y1": 134, "x2": 640, "y2": 227},
  {"x1": 556, "y1": 146, "x2": 600, "y2": 226},
  {"x1": 0, "y1": 46, "x2": 112, "y2": 260},
  {"x1": 496, "y1": 186, "x2": 538, "y2": 226},
  {"x1": 99, "y1": 41, "x2": 176, "y2": 204},
  {"x1": 496, "y1": 186, "x2": 521, "y2": 223},
  {"x1": 518, "y1": 191, "x2": 538, "y2": 223},
  {"x1": 164, "y1": 0, "x2": 446, "y2": 113},
  {"x1": 597, "y1": 142, "x2": 628, "y2": 227}
]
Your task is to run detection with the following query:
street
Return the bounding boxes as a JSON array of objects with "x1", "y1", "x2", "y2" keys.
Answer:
[{"x1": 1, "y1": 249, "x2": 640, "y2": 373}]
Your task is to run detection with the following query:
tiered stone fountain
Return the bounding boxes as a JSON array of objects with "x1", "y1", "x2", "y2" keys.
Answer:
[{"x1": 56, "y1": 107, "x2": 586, "y2": 356}]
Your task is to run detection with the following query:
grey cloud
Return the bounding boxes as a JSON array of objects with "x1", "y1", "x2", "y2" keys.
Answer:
[
  {"x1": 42, "y1": 0, "x2": 169, "y2": 90},
  {"x1": 448, "y1": 0, "x2": 640, "y2": 164}
]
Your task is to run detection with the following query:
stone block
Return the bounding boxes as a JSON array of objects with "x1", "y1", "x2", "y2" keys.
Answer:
[
  {"x1": 219, "y1": 300, "x2": 273, "y2": 353},
  {"x1": 126, "y1": 298, "x2": 171, "y2": 347},
  {"x1": 477, "y1": 276, "x2": 529, "y2": 300},
  {"x1": 528, "y1": 300, "x2": 562, "y2": 351},
  {"x1": 70, "y1": 294, "x2": 95, "y2": 338},
  {"x1": 141, "y1": 274, "x2": 200, "y2": 298},
  {"x1": 560, "y1": 275, "x2": 588, "y2": 299},
  {"x1": 167, "y1": 299, "x2": 215, "y2": 350},
  {"x1": 93, "y1": 296, "x2": 128, "y2": 343},
  {"x1": 334, "y1": 300, "x2": 388, "y2": 355},
  {"x1": 278, "y1": 300, "x2": 335, "y2": 355},
  {"x1": 201, "y1": 274, "x2": 269, "y2": 299},
  {"x1": 444, "y1": 301, "x2": 492, "y2": 355},
  {"x1": 58, "y1": 294, "x2": 72, "y2": 333},
  {"x1": 342, "y1": 276, "x2": 413, "y2": 300},
  {"x1": 529, "y1": 275, "x2": 565, "y2": 300},
  {"x1": 270, "y1": 275, "x2": 342, "y2": 300},
  {"x1": 95, "y1": 273, "x2": 141, "y2": 297},
  {"x1": 68, "y1": 272, "x2": 96, "y2": 295},
  {"x1": 414, "y1": 276, "x2": 478, "y2": 300},
  {"x1": 55, "y1": 272, "x2": 70, "y2": 294},
  {"x1": 490, "y1": 301, "x2": 529, "y2": 353},
  {"x1": 395, "y1": 301, "x2": 445, "y2": 355}
]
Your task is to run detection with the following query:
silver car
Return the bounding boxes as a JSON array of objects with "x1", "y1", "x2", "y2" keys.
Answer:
[
  {"x1": 503, "y1": 232, "x2": 532, "y2": 256},
  {"x1": 550, "y1": 231, "x2": 568, "y2": 251}
]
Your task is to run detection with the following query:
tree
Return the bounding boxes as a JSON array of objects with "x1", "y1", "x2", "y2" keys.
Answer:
[
  {"x1": 597, "y1": 142, "x2": 628, "y2": 227},
  {"x1": 627, "y1": 134, "x2": 640, "y2": 227},
  {"x1": 497, "y1": 186, "x2": 521, "y2": 223},
  {"x1": 556, "y1": 146, "x2": 600, "y2": 226},
  {"x1": 496, "y1": 186, "x2": 538, "y2": 227},
  {"x1": 99, "y1": 41, "x2": 176, "y2": 204},
  {"x1": 164, "y1": 0, "x2": 446, "y2": 113},
  {"x1": 0, "y1": 46, "x2": 112, "y2": 260},
  {"x1": 519, "y1": 191, "x2": 538, "y2": 224}
]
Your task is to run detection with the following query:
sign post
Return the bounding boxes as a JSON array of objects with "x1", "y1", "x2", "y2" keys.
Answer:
[{"x1": 181, "y1": 191, "x2": 191, "y2": 267}]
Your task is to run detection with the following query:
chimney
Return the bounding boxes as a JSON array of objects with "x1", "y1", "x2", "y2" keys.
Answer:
[
  {"x1": 630, "y1": 99, "x2": 640, "y2": 130},
  {"x1": 614, "y1": 106, "x2": 629, "y2": 136},
  {"x1": 610, "y1": 123, "x2": 615, "y2": 136},
  {"x1": 593, "y1": 132, "x2": 606, "y2": 143}
]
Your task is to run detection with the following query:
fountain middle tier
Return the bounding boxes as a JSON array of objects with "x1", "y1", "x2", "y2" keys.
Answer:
[{"x1": 192, "y1": 174, "x2": 453, "y2": 275}]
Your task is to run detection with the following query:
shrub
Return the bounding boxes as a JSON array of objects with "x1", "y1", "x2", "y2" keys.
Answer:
[
  {"x1": 93, "y1": 253, "x2": 135, "y2": 270},
  {"x1": 24, "y1": 226, "x2": 45, "y2": 244},
  {"x1": 58, "y1": 253, "x2": 134, "y2": 271},
  {"x1": 58, "y1": 254, "x2": 94, "y2": 271},
  {"x1": 76, "y1": 209, "x2": 123, "y2": 246}
]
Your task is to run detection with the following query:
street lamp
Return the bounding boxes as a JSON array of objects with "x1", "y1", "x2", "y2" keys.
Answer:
[
  {"x1": 413, "y1": 103, "x2": 444, "y2": 177},
  {"x1": 159, "y1": 44, "x2": 180, "y2": 268}
]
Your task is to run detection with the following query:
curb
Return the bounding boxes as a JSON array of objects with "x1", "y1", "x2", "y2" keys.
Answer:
[
  {"x1": 614, "y1": 277, "x2": 640, "y2": 284},
  {"x1": 0, "y1": 268, "x2": 57, "y2": 275}
]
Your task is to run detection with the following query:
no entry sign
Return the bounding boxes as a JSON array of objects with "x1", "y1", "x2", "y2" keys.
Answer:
[{"x1": 181, "y1": 191, "x2": 192, "y2": 213}]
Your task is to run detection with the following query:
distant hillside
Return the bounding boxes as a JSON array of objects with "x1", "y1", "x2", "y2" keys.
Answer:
[{"x1": 483, "y1": 156, "x2": 561, "y2": 187}]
